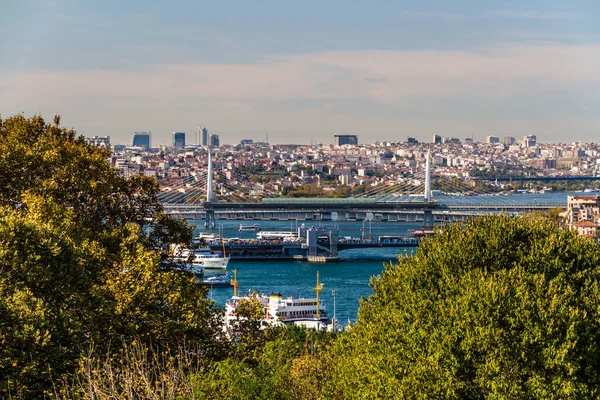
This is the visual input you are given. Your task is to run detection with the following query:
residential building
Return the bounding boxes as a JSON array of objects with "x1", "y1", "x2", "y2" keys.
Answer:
[{"x1": 86, "y1": 136, "x2": 110, "y2": 148}]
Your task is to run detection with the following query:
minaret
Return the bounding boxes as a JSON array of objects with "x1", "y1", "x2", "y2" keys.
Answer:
[{"x1": 424, "y1": 150, "x2": 432, "y2": 202}]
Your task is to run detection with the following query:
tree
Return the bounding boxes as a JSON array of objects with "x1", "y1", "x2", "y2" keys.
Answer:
[
  {"x1": 322, "y1": 215, "x2": 600, "y2": 398},
  {"x1": 0, "y1": 115, "x2": 225, "y2": 397}
]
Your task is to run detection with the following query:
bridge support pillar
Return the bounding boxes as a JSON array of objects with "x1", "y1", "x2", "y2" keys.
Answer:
[
  {"x1": 204, "y1": 202, "x2": 216, "y2": 228},
  {"x1": 423, "y1": 208, "x2": 434, "y2": 229}
]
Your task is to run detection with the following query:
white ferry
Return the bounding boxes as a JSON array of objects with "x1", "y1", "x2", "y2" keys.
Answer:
[
  {"x1": 256, "y1": 231, "x2": 298, "y2": 241},
  {"x1": 189, "y1": 248, "x2": 229, "y2": 270},
  {"x1": 171, "y1": 244, "x2": 229, "y2": 272},
  {"x1": 224, "y1": 271, "x2": 329, "y2": 331},
  {"x1": 239, "y1": 224, "x2": 261, "y2": 232}
]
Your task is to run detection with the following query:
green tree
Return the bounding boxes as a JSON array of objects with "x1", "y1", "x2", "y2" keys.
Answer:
[
  {"x1": 0, "y1": 115, "x2": 225, "y2": 397},
  {"x1": 322, "y1": 215, "x2": 600, "y2": 399}
]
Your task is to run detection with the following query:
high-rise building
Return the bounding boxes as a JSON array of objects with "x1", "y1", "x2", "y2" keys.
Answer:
[
  {"x1": 132, "y1": 132, "x2": 151, "y2": 148},
  {"x1": 504, "y1": 136, "x2": 516, "y2": 145},
  {"x1": 209, "y1": 134, "x2": 220, "y2": 147},
  {"x1": 464, "y1": 137, "x2": 473, "y2": 145},
  {"x1": 523, "y1": 135, "x2": 537, "y2": 148},
  {"x1": 197, "y1": 127, "x2": 208, "y2": 146},
  {"x1": 334, "y1": 134, "x2": 358, "y2": 146},
  {"x1": 172, "y1": 132, "x2": 185, "y2": 148},
  {"x1": 406, "y1": 137, "x2": 419, "y2": 145},
  {"x1": 432, "y1": 134, "x2": 442, "y2": 144},
  {"x1": 486, "y1": 135, "x2": 500, "y2": 144},
  {"x1": 240, "y1": 139, "x2": 254, "y2": 146}
]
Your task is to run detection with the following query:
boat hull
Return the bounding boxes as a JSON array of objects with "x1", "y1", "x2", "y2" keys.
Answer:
[{"x1": 189, "y1": 257, "x2": 230, "y2": 270}]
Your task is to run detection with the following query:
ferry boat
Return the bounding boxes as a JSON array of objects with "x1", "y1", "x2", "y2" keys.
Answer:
[
  {"x1": 256, "y1": 231, "x2": 298, "y2": 241},
  {"x1": 224, "y1": 271, "x2": 328, "y2": 331},
  {"x1": 201, "y1": 273, "x2": 231, "y2": 287},
  {"x1": 239, "y1": 223, "x2": 261, "y2": 232},
  {"x1": 171, "y1": 244, "x2": 229, "y2": 272},
  {"x1": 189, "y1": 248, "x2": 229, "y2": 270},
  {"x1": 196, "y1": 233, "x2": 221, "y2": 243}
]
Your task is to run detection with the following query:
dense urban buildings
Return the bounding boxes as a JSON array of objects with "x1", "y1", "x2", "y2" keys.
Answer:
[
  {"x1": 172, "y1": 132, "x2": 185, "y2": 148},
  {"x1": 85, "y1": 135, "x2": 110, "y2": 148},
  {"x1": 131, "y1": 132, "x2": 151, "y2": 147},
  {"x1": 334, "y1": 134, "x2": 358, "y2": 146}
]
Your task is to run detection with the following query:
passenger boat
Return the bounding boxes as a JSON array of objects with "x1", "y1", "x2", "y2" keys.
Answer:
[
  {"x1": 239, "y1": 223, "x2": 261, "y2": 232},
  {"x1": 224, "y1": 271, "x2": 329, "y2": 331},
  {"x1": 256, "y1": 231, "x2": 298, "y2": 241},
  {"x1": 171, "y1": 244, "x2": 230, "y2": 272},
  {"x1": 201, "y1": 273, "x2": 231, "y2": 287},
  {"x1": 189, "y1": 248, "x2": 229, "y2": 270}
]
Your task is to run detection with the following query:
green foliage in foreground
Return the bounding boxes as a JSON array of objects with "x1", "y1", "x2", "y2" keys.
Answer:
[
  {"x1": 322, "y1": 215, "x2": 600, "y2": 399},
  {"x1": 0, "y1": 115, "x2": 226, "y2": 398},
  {"x1": 4, "y1": 115, "x2": 600, "y2": 399}
]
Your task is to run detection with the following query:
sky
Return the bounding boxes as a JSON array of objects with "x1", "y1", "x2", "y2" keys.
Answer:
[{"x1": 1, "y1": 0, "x2": 600, "y2": 145}]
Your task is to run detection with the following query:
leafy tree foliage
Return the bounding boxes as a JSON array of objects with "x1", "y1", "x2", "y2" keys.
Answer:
[
  {"x1": 0, "y1": 115, "x2": 225, "y2": 397},
  {"x1": 322, "y1": 215, "x2": 600, "y2": 398}
]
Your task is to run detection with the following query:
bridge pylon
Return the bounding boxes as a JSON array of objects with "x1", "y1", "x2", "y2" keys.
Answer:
[{"x1": 204, "y1": 150, "x2": 216, "y2": 228}]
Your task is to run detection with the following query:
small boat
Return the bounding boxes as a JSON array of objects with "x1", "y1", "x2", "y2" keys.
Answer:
[
  {"x1": 239, "y1": 224, "x2": 261, "y2": 232},
  {"x1": 201, "y1": 273, "x2": 231, "y2": 288}
]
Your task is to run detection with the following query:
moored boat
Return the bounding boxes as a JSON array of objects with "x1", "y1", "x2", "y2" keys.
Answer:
[
  {"x1": 190, "y1": 248, "x2": 229, "y2": 270},
  {"x1": 239, "y1": 224, "x2": 261, "y2": 232},
  {"x1": 201, "y1": 273, "x2": 231, "y2": 287},
  {"x1": 224, "y1": 271, "x2": 329, "y2": 331}
]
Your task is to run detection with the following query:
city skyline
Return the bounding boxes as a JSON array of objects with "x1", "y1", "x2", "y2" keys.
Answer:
[{"x1": 2, "y1": 1, "x2": 600, "y2": 144}]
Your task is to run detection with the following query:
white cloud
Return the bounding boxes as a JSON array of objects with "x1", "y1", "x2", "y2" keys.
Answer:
[{"x1": 2, "y1": 43, "x2": 600, "y2": 142}]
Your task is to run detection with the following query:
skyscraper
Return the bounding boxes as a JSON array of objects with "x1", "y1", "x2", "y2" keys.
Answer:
[
  {"x1": 523, "y1": 135, "x2": 537, "y2": 148},
  {"x1": 210, "y1": 134, "x2": 220, "y2": 148},
  {"x1": 197, "y1": 127, "x2": 208, "y2": 146},
  {"x1": 334, "y1": 134, "x2": 358, "y2": 146},
  {"x1": 132, "y1": 132, "x2": 151, "y2": 147},
  {"x1": 486, "y1": 135, "x2": 500, "y2": 144},
  {"x1": 503, "y1": 136, "x2": 516, "y2": 145},
  {"x1": 432, "y1": 134, "x2": 442, "y2": 144},
  {"x1": 172, "y1": 132, "x2": 185, "y2": 148}
]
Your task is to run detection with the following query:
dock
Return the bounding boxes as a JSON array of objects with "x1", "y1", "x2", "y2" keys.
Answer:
[{"x1": 207, "y1": 226, "x2": 420, "y2": 262}]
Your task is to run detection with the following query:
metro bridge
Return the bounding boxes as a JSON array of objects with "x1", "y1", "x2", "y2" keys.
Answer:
[{"x1": 161, "y1": 151, "x2": 568, "y2": 226}]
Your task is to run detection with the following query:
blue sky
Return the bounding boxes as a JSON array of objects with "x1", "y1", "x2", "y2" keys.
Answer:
[{"x1": 1, "y1": 1, "x2": 599, "y2": 144}]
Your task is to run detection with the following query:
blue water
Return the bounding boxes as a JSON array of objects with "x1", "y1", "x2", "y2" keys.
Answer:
[
  {"x1": 191, "y1": 191, "x2": 585, "y2": 322},
  {"x1": 192, "y1": 220, "x2": 420, "y2": 323}
]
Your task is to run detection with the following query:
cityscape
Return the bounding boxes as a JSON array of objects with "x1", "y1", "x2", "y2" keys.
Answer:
[
  {"x1": 4, "y1": 0, "x2": 600, "y2": 397},
  {"x1": 86, "y1": 130, "x2": 600, "y2": 196}
]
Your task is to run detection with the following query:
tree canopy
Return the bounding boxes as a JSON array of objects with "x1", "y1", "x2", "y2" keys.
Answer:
[
  {"x1": 0, "y1": 115, "x2": 225, "y2": 397},
  {"x1": 320, "y1": 215, "x2": 600, "y2": 399}
]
